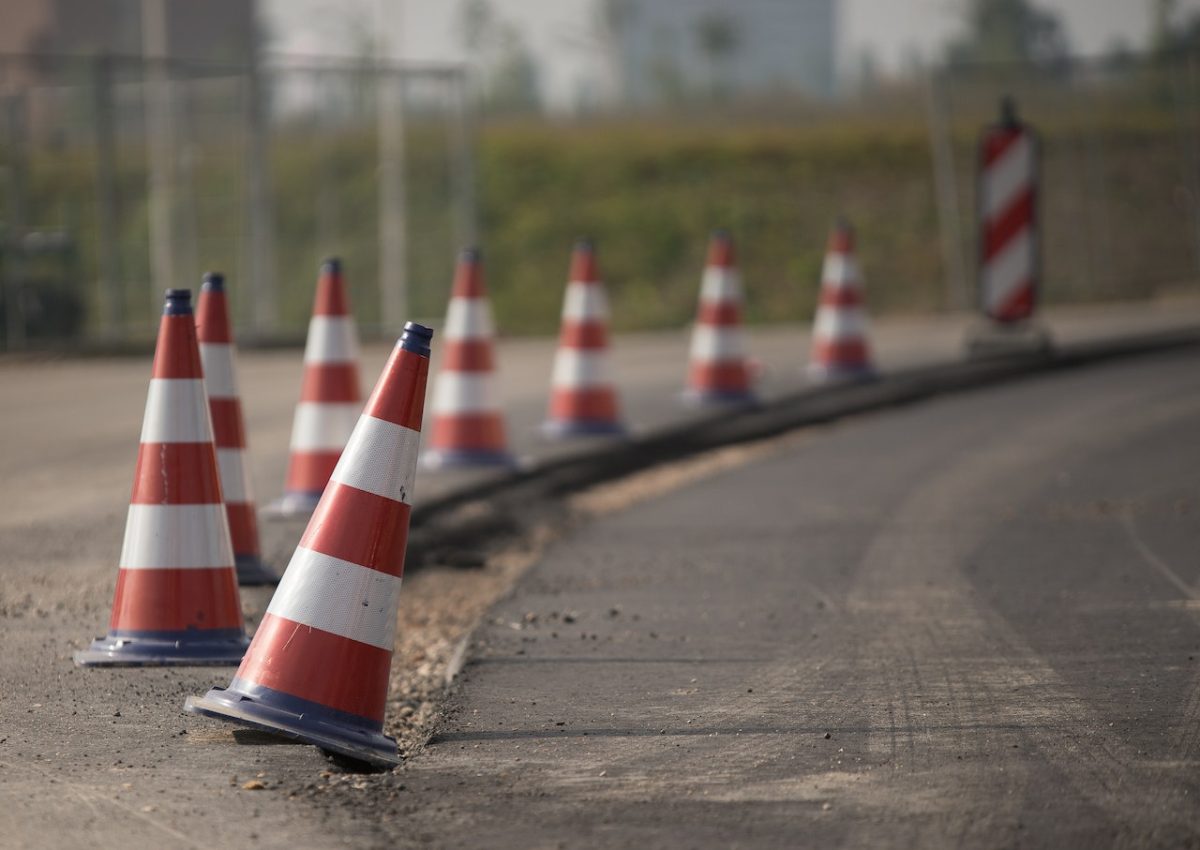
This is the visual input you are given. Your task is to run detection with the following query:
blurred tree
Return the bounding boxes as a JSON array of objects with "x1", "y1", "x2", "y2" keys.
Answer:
[
  {"x1": 694, "y1": 12, "x2": 741, "y2": 100},
  {"x1": 487, "y1": 24, "x2": 542, "y2": 114},
  {"x1": 946, "y1": 0, "x2": 1070, "y2": 69}
]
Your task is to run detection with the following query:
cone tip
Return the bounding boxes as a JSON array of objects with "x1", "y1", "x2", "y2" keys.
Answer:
[
  {"x1": 201, "y1": 271, "x2": 225, "y2": 292},
  {"x1": 163, "y1": 288, "x2": 193, "y2": 315},
  {"x1": 400, "y1": 321, "x2": 434, "y2": 357}
]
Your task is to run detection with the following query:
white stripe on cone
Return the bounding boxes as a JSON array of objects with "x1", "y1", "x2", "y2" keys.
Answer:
[
  {"x1": 444, "y1": 299, "x2": 495, "y2": 341},
  {"x1": 821, "y1": 254, "x2": 862, "y2": 287},
  {"x1": 266, "y1": 547, "x2": 401, "y2": 651},
  {"x1": 551, "y1": 349, "x2": 612, "y2": 389},
  {"x1": 288, "y1": 402, "x2": 361, "y2": 451},
  {"x1": 984, "y1": 135, "x2": 1033, "y2": 219},
  {"x1": 119, "y1": 504, "x2": 234, "y2": 569},
  {"x1": 329, "y1": 416, "x2": 420, "y2": 505},
  {"x1": 140, "y1": 380, "x2": 214, "y2": 443},
  {"x1": 689, "y1": 325, "x2": 746, "y2": 361},
  {"x1": 982, "y1": 229, "x2": 1034, "y2": 312},
  {"x1": 562, "y1": 282, "x2": 609, "y2": 321},
  {"x1": 431, "y1": 372, "x2": 497, "y2": 414},
  {"x1": 216, "y1": 448, "x2": 251, "y2": 503},
  {"x1": 814, "y1": 308, "x2": 869, "y2": 339},
  {"x1": 198, "y1": 343, "x2": 237, "y2": 399},
  {"x1": 700, "y1": 267, "x2": 743, "y2": 303},
  {"x1": 303, "y1": 315, "x2": 359, "y2": 364}
]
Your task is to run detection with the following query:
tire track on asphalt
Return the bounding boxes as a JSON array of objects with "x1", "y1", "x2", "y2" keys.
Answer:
[{"x1": 844, "y1": 380, "x2": 1200, "y2": 840}]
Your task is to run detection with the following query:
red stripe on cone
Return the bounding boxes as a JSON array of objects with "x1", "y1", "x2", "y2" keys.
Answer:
[
  {"x1": 110, "y1": 568, "x2": 243, "y2": 633},
  {"x1": 236, "y1": 613, "x2": 393, "y2": 721},
  {"x1": 300, "y1": 483, "x2": 412, "y2": 577},
  {"x1": 131, "y1": 443, "x2": 223, "y2": 504}
]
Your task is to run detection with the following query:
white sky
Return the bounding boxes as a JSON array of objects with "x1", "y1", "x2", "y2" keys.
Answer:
[{"x1": 264, "y1": 0, "x2": 1200, "y2": 104}]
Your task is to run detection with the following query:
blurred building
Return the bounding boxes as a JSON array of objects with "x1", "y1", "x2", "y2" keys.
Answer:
[
  {"x1": 608, "y1": 0, "x2": 837, "y2": 104},
  {"x1": 0, "y1": 0, "x2": 256, "y2": 77}
]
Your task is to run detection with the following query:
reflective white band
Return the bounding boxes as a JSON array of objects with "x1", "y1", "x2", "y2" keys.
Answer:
[
  {"x1": 289, "y1": 401, "x2": 361, "y2": 451},
  {"x1": 216, "y1": 447, "x2": 251, "y2": 503},
  {"x1": 983, "y1": 229, "x2": 1033, "y2": 312},
  {"x1": 198, "y1": 343, "x2": 237, "y2": 399},
  {"x1": 443, "y1": 298, "x2": 494, "y2": 341},
  {"x1": 119, "y1": 503, "x2": 234, "y2": 569},
  {"x1": 814, "y1": 306, "x2": 868, "y2": 339},
  {"x1": 551, "y1": 348, "x2": 612, "y2": 389},
  {"x1": 821, "y1": 254, "x2": 861, "y2": 288},
  {"x1": 689, "y1": 325, "x2": 746, "y2": 361},
  {"x1": 140, "y1": 379, "x2": 213, "y2": 444},
  {"x1": 700, "y1": 267, "x2": 743, "y2": 304},
  {"x1": 984, "y1": 134, "x2": 1033, "y2": 220},
  {"x1": 330, "y1": 415, "x2": 419, "y2": 505},
  {"x1": 431, "y1": 371, "x2": 497, "y2": 415},
  {"x1": 304, "y1": 315, "x2": 359, "y2": 364},
  {"x1": 562, "y1": 281, "x2": 609, "y2": 321},
  {"x1": 267, "y1": 547, "x2": 401, "y2": 651}
]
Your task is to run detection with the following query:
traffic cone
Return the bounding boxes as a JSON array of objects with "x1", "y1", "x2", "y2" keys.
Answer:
[
  {"x1": 75, "y1": 289, "x2": 250, "y2": 666},
  {"x1": 196, "y1": 273, "x2": 278, "y2": 586},
  {"x1": 808, "y1": 219, "x2": 875, "y2": 381},
  {"x1": 186, "y1": 322, "x2": 433, "y2": 768},
  {"x1": 270, "y1": 258, "x2": 362, "y2": 515},
  {"x1": 542, "y1": 240, "x2": 625, "y2": 438},
  {"x1": 421, "y1": 248, "x2": 515, "y2": 469},
  {"x1": 683, "y1": 229, "x2": 756, "y2": 406}
]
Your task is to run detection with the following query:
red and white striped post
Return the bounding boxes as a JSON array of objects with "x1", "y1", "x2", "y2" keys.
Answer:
[
  {"x1": 196, "y1": 273, "x2": 277, "y2": 586},
  {"x1": 187, "y1": 322, "x2": 433, "y2": 767},
  {"x1": 978, "y1": 97, "x2": 1039, "y2": 324}
]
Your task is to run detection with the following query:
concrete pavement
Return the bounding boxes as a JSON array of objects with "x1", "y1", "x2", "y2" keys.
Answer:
[{"x1": 391, "y1": 346, "x2": 1200, "y2": 847}]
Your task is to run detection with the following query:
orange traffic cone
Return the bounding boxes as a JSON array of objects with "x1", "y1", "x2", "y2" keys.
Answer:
[
  {"x1": 186, "y1": 322, "x2": 433, "y2": 767},
  {"x1": 75, "y1": 289, "x2": 250, "y2": 666},
  {"x1": 808, "y1": 219, "x2": 875, "y2": 381},
  {"x1": 422, "y1": 249, "x2": 515, "y2": 469},
  {"x1": 684, "y1": 229, "x2": 756, "y2": 405},
  {"x1": 542, "y1": 240, "x2": 625, "y2": 437},
  {"x1": 196, "y1": 273, "x2": 278, "y2": 586},
  {"x1": 270, "y1": 259, "x2": 362, "y2": 515}
]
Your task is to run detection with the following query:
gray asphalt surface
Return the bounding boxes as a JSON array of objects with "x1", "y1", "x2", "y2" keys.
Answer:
[
  {"x1": 1, "y1": 307, "x2": 1199, "y2": 848},
  {"x1": 396, "y1": 346, "x2": 1200, "y2": 848}
]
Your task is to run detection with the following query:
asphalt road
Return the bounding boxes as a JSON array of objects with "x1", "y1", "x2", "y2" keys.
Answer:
[
  {"x1": 396, "y1": 345, "x2": 1200, "y2": 848},
  {"x1": 1, "y1": 306, "x2": 1199, "y2": 848}
]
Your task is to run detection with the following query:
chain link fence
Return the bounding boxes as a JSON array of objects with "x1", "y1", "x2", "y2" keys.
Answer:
[{"x1": 0, "y1": 53, "x2": 474, "y2": 348}]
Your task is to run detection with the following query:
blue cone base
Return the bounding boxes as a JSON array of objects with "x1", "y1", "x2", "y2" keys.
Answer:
[
  {"x1": 235, "y1": 553, "x2": 281, "y2": 586},
  {"x1": 75, "y1": 630, "x2": 249, "y2": 667},
  {"x1": 185, "y1": 685, "x2": 400, "y2": 768},
  {"x1": 540, "y1": 418, "x2": 627, "y2": 439},
  {"x1": 681, "y1": 388, "x2": 759, "y2": 408},
  {"x1": 807, "y1": 363, "x2": 877, "y2": 383},
  {"x1": 264, "y1": 490, "x2": 323, "y2": 519},
  {"x1": 421, "y1": 449, "x2": 517, "y2": 471}
]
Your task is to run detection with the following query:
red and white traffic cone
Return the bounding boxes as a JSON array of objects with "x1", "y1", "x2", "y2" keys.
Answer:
[
  {"x1": 808, "y1": 219, "x2": 876, "y2": 381},
  {"x1": 422, "y1": 248, "x2": 515, "y2": 469},
  {"x1": 270, "y1": 258, "x2": 362, "y2": 515},
  {"x1": 684, "y1": 229, "x2": 756, "y2": 406},
  {"x1": 542, "y1": 240, "x2": 625, "y2": 438},
  {"x1": 75, "y1": 289, "x2": 250, "y2": 666},
  {"x1": 196, "y1": 273, "x2": 278, "y2": 586},
  {"x1": 186, "y1": 322, "x2": 433, "y2": 767}
]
